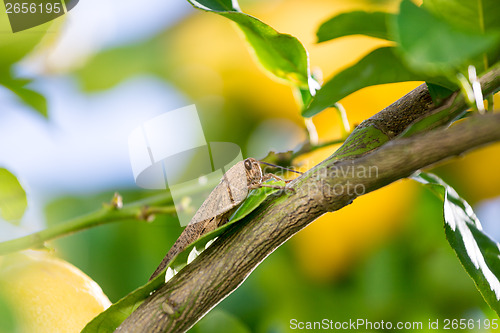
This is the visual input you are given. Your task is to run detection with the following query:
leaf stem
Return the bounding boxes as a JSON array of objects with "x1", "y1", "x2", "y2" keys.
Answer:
[
  {"x1": 304, "y1": 118, "x2": 319, "y2": 145},
  {"x1": 457, "y1": 72, "x2": 475, "y2": 106},
  {"x1": 487, "y1": 95, "x2": 494, "y2": 112},
  {"x1": 334, "y1": 102, "x2": 351, "y2": 136}
]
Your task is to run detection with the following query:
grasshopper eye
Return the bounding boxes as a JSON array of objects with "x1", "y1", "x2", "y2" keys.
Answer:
[{"x1": 244, "y1": 159, "x2": 252, "y2": 171}]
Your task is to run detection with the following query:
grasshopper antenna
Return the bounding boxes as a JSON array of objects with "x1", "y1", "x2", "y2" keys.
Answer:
[{"x1": 258, "y1": 161, "x2": 304, "y2": 175}]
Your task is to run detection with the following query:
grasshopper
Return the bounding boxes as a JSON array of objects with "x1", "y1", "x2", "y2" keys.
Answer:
[{"x1": 149, "y1": 158, "x2": 298, "y2": 280}]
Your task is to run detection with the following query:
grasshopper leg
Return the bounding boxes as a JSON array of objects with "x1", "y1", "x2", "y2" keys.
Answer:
[{"x1": 262, "y1": 173, "x2": 293, "y2": 183}]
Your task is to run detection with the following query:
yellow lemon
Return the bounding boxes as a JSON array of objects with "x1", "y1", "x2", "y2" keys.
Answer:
[{"x1": 0, "y1": 250, "x2": 111, "y2": 333}]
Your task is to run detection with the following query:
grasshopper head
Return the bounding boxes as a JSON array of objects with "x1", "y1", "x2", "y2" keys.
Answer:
[{"x1": 243, "y1": 158, "x2": 263, "y2": 187}]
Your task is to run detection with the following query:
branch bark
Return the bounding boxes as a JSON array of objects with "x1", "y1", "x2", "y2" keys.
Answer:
[{"x1": 118, "y1": 67, "x2": 500, "y2": 332}]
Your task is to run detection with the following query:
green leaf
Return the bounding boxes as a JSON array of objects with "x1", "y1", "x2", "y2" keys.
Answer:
[
  {"x1": 423, "y1": 0, "x2": 500, "y2": 69},
  {"x1": 188, "y1": 0, "x2": 240, "y2": 12},
  {"x1": 0, "y1": 10, "x2": 51, "y2": 70},
  {"x1": 187, "y1": 0, "x2": 315, "y2": 90},
  {"x1": 76, "y1": 39, "x2": 161, "y2": 92},
  {"x1": 0, "y1": 168, "x2": 27, "y2": 224},
  {"x1": 393, "y1": 0, "x2": 500, "y2": 75},
  {"x1": 296, "y1": 86, "x2": 313, "y2": 108},
  {"x1": 228, "y1": 180, "x2": 286, "y2": 223},
  {"x1": 0, "y1": 73, "x2": 48, "y2": 118},
  {"x1": 302, "y1": 47, "x2": 425, "y2": 118},
  {"x1": 82, "y1": 180, "x2": 285, "y2": 332},
  {"x1": 426, "y1": 82, "x2": 454, "y2": 104},
  {"x1": 317, "y1": 11, "x2": 394, "y2": 43},
  {"x1": 412, "y1": 172, "x2": 500, "y2": 315},
  {"x1": 424, "y1": 0, "x2": 500, "y2": 33}
]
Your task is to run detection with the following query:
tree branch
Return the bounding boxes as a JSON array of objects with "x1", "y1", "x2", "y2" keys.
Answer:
[{"x1": 118, "y1": 67, "x2": 500, "y2": 332}]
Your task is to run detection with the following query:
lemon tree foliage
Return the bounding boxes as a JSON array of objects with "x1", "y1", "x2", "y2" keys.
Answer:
[
  {"x1": 413, "y1": 173, "x2": 500, "y2": 316},
  {"x1": 0, "y1": 74, "x2": 48, "y2": 118},
  {"x1": 186, "y1": 0, "x2": 319, "y2": 92},
  {"x1": 316, "y1": 11, "x2": 394, "y2": 43},
  {"x1": 302, "y1": 47, "x2": 427, "y2": 118},
  {"x1": 0, "y1": 168, "x2": 27, "y2": 224},
  {"x1": 304, "y1": 0, "x2": 500, "y2": 116},
  {"x1": 394, "y1": 1, "x2": 498, "y2": 76},
  {"x1": 0, "y1": 11, "x2": 50, "y2": 117},
  {"x1": 423, "y1": 0, "x2": 500, "y2": 69}
]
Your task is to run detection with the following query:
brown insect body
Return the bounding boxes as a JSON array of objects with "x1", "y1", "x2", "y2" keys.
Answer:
[{"x1": 149, "y1": 158, "x2": 264, "y2": 280}]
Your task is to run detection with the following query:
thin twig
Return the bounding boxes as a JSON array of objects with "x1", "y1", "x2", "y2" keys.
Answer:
[
  {"x1": 0, "y1": 194, "x2": 176, "y2": 255},
  {"x1": 0, "y1": 172, "x2": 226, "y2": 255}
]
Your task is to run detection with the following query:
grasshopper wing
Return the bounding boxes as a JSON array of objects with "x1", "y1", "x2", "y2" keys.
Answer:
[{"x1": 190, "y1": 160, "x2": 249, "y2": 225}]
